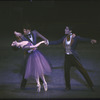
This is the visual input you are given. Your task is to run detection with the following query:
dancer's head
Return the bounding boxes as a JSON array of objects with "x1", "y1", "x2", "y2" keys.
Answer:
[
  {"x1": 23, "y1": 24, "x2": 31, "y2": 35},
  {"x1": 65, "y1": 26, "x2": 72, "y2": 35}
]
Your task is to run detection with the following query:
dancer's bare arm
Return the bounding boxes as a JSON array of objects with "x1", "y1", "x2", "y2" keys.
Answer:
[{"x1": 29, "y1": 41, "x2": 46, "y2": 48}]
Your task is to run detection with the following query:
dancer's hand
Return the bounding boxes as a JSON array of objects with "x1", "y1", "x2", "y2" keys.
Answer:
[
  {"x1": 14, "y1": 31, "x2": 22, "y2": 37},
  {"x1": 91, "y1": 39, "x2": 97, "y2": 44},
  {"x1": 45, "y1": 40, "x2": 49, "y2": 46}
]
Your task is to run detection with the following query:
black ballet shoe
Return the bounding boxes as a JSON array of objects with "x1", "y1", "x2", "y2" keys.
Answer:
[
  {"x1": 90, "y1": 86, "x2": 95, "y2": 92},
  {"x1": 65, "y1": 87, "x2": 71, "y2": 91}
]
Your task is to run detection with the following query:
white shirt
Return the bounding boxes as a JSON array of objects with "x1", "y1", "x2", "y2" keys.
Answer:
[
  {"x1": 28, "y1": 32, "x2": 33, "y2": 42},
  {"x1": 65, "y1": 34, "x2": 72, "y2": 55}
]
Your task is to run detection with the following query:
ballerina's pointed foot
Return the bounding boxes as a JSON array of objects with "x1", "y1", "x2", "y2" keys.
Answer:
[
  {"x1": 37, "y1": 84, "x2": 41, "y2": 92},
  {"x1": 43, "y1": 83, "x2": 48, "y2": 91}
]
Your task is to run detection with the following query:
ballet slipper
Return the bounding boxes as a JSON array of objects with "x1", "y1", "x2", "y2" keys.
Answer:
[
  {"x1": 43, "y1": 83, "x2": 48, "y2": 91},
  {"x1": 37, "y1": 84, "x2": 41, "y2": 92}
]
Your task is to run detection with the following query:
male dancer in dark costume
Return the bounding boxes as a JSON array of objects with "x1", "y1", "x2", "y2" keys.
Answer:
[{"x1": 48, "y1": 26, "x2": 97, "y2": 90}]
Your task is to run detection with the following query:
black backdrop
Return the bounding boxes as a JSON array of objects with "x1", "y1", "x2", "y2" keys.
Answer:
[{"x1": 0, "y1": 0, "x2": 100, "y2": 40}]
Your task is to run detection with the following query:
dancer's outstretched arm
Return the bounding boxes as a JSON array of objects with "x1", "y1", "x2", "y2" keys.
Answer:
[
  {"x1": 14, "y1": 31, "x2": 23, "y2": 41},
  {"x1": 29, "y1": 41, "x2": 46, "y2": 48}
]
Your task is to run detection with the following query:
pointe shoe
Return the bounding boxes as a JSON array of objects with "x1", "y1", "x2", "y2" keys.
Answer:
[
  {"x1": 43, "y1": 83, "x2": 48, "y2": 91},
  {"x1": 37, "y1": 84, "x2": 41, "y2": 92}
]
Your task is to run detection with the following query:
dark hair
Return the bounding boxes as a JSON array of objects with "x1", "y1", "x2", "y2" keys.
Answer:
[
  {"x1": 67, "y1": 26, "x2": 72, "y2": 31},
  {"x1": 23, "y1": 23, "x2": 31, "y2": 30}
]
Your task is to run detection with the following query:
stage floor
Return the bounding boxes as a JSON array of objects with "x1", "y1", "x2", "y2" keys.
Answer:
[{"x1": 0, "y1": 37, "x2": 100, "y2": 99}]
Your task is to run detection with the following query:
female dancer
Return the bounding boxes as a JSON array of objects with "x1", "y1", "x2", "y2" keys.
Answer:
[{"x1": 11, "y1": 32, "x2": 51, "y2": 92}]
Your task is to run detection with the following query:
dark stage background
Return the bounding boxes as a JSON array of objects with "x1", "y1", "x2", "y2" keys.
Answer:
[
  {"x1": 0, "y1": 0, "x2": 100, "y2": 98},
  {"x1": 0, "y1": 0, "x2": 100, "y2": 40}
]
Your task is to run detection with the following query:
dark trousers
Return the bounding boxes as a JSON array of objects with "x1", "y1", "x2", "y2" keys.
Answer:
[
  {"x1": 20, "y1": 53, "x2": 29, "y2": 89},
  {"x1": 20, "y1": 77, "x2": 27, "y2": 89},
  {"x1": 20, "y1": 77, "x2": 43, "y2": 89},
  {"x1": 64, "y1": 54, "x2": 93, "y2": 89}
]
